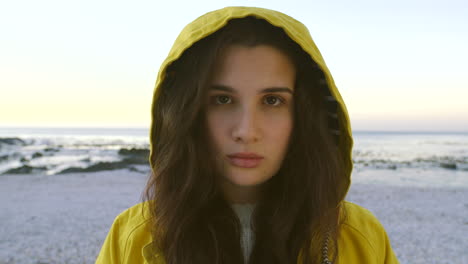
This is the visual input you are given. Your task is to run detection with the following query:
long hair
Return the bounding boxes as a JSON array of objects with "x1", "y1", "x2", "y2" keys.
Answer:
[{"x1": 144, "y1": 17, "x2": 346, "y2": 264}]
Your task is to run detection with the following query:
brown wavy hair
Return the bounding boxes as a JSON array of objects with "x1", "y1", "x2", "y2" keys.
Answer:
[{"x1": 144, "y1": 17, "x2": 346, "y2": 264}]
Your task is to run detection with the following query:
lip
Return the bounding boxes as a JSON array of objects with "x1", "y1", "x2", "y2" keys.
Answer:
[{"x1": 227, "y1": 152, "x2": 264, "y2": 168}]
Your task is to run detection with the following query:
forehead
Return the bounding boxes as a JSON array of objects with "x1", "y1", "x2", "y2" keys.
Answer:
[{"x1": 211, "y1": 44, "x2": 296, "y2": 90}]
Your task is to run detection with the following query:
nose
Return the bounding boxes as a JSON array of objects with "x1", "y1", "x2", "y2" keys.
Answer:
[{"x1": 231, "y1": 106, "x2": 260, "y2": 144}]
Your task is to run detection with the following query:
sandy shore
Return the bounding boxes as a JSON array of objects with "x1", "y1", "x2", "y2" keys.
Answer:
[{"x1": 0, "y1": 169, "x2": 467, "y2": 264}]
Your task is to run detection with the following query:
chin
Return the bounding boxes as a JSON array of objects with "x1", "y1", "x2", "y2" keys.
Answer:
[{"x1": 226, "y1": 172, "x2": 273, "y2": 187}]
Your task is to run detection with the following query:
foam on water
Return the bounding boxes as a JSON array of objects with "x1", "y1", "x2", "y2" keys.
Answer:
[
  {"x1": 0, "y1": 127, "x2": 149, "y2": 175},
  {"x1": 0, "y1": 128, "x2": 467, "y2": 186},
  {"x1": 353, "y1": 131, "x2": 468, "y2": 171}
]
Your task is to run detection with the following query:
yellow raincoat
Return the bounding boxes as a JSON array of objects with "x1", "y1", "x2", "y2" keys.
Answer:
[{"x1": 96, "y1": 6, "x2": 399, "y2": 264}]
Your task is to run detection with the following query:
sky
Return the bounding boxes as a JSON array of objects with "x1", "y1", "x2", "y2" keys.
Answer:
[{"x1": 1, "y1": 0, "x2": 467, "y2": 131}]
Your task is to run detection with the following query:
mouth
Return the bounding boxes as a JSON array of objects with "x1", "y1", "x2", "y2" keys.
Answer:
[{"x1": 227, "y1": 152, "x2": 264, "y2": 168}]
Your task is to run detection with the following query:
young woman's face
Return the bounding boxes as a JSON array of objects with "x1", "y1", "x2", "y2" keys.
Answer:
[{"x1": 205, "y1": 44, "x2": 295, "y2": 203}]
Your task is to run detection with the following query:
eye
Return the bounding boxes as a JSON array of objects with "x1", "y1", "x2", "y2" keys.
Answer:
[
  {"x1": 263, "y1": 95, "x2": 284, "y2": 106},
  {"x1": 213, "y1": 95, "x2": 232, "y2": 105}
]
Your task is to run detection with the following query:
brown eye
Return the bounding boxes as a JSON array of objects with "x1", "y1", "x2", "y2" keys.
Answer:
[{"x1": 264, "y1": 95, "x2": 283, "y2": 106}]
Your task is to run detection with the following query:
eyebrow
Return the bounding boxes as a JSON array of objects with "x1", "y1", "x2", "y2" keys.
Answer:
[{"x1": 210, "y1": 85, "x2": 293, "y2": 94}]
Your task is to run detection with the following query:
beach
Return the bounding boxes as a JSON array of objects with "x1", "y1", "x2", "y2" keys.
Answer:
[{"x1": 0, "y1": 168, "x2": 467, "y2": 264}]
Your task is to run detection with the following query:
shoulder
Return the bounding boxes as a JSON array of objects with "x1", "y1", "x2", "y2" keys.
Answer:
[
  {"x1": 341, "y1": 201, "x2": 386, "y2": 237},
  {"x1": 337, "y1": 201, "x2": 399, "y2": 263},
  {"x1": 114, "y1": 202, "x2": 152, "y2": 233},
  {"x1": 96, "y1": 202, "x2": 154, "y2": 263}
]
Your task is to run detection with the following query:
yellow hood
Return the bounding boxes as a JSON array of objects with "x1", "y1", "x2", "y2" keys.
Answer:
[{"x1": 150, "y1": 6, "x2": 353, "y2": 197}]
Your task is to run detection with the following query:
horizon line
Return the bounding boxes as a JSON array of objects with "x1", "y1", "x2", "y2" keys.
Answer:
[{"x1": 1, "y1": 125, "x2": 467, "y2": 134}]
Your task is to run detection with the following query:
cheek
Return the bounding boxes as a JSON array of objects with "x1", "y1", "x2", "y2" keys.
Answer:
[
  {"x1": 206, "y1": 112, "x2": 228, "y2": 148},
  {"x1": 265, "y1": 111, "x2": 293, "y2": 141}
]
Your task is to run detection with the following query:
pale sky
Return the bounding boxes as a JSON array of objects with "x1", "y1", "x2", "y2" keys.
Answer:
[{"x1": 1, "y1": 0, "x2": 467, "y2": 131}]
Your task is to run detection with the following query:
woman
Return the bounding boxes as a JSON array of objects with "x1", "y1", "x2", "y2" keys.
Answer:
[{"x1": 96, "y1": 6, "x2": 399, "y2": 264}]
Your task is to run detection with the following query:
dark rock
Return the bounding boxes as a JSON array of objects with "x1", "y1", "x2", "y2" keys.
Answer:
[
  {"x1": 0, "y1": 155, "x2": 9, "y2": 162},
  {"x1": 0, "y1": 153, "x2": 21, "y2": 162},
  {"x1": 440, "y1": 163, "x2": 457, "y2": 170},
  {"x1": 118, "y1": 148, "x2": 149, "y2": 157},
  {"x1": 122, "y1": 156, "x2": 149, "y2": 165},
  {"x1": 57, "y1": 148, "x2": 150, "y2": 174},
  {"x1": 32, "y1": 152, "x2": 43, "y2": 159},
  {"x1": 20, "y1": 157, "x2": 29, "y2": 163},
  {"x1": 118, "y1": 148, "x2": 149, "y2": 165},
  {"x1": 4, "y1": 165, "x2": 47, "y2": 174},
  {"x1": 44, "y1": 147, "x2": 59, "y2": 152},
  {"x1": 0, "y1": 137, "x2": 26, "y2": 146},
  {"x1": 58, "y1": 161, "x2": 128, "y2": 174}
]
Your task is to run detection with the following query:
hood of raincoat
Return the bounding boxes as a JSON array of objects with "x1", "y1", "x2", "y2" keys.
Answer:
[{"x1": 149, "y1": 6, "x2": 353, "y2": 199}]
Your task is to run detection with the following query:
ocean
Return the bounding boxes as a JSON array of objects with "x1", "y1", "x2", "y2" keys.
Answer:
[{"x1": 0, "y1": 127, "x2": 467, "y2": 187}]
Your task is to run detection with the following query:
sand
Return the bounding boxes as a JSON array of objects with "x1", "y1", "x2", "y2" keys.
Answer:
[{"x1": 0, "y1": 169, "x2": 467, "y2": 264}]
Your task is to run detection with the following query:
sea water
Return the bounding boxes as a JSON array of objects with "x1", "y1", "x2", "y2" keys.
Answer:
[
  {"x1": 0, "y1": 127, "x2": 467, "y2": 186},
  {"x1": 0, "y1": 127, "x2": 149, "y2": 175}
]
